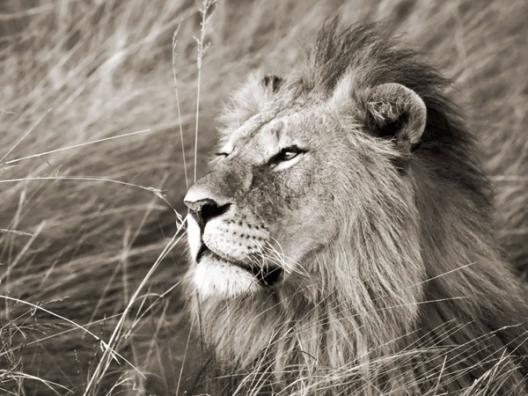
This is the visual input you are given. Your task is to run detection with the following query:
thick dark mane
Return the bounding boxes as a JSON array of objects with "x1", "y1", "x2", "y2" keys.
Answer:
[
  {"x1": 299, "y1": 21, "x2": 528, "y2": 392},
  {"x1": 304, "y1": 20, "x2": 492, "y2": 214}
]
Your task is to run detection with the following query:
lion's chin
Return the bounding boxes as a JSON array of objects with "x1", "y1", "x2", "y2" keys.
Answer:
[{"x1": 191, "y1": 254, "x2": 262, "y2": 298}]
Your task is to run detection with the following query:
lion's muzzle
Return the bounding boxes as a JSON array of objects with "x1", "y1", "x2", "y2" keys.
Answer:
[{"x1": 184, "y1": 181, "x2": 283, "y2": 296}]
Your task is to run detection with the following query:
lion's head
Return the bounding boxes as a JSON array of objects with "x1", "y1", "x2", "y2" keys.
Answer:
[
  {"x1": 183, "y1": 22, "x2": 528, "y2": 394},
  {"x1": 185, "y1": 48, "x2": 426, "y2": 302}
]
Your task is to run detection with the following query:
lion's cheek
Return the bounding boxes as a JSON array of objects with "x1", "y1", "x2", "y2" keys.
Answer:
[{"x1": 274, "y1": 207, "x2": 338, "y2": 267}]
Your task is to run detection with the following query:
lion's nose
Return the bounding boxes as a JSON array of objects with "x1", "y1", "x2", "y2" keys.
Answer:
[{"x1": 184, "y1": 186, "x2": 231, "y2": 225}]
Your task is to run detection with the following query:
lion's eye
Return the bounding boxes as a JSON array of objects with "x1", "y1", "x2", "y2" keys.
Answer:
[
  {"x1": 270, "y1": 145, "x2": 307, "y2": 165},
  {"x1": 215, "y1": 152, "x2": 229, "y2": 158}
]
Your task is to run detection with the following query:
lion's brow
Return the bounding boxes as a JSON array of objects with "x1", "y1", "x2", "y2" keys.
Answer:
[{"x1": 230, "y1": 107, "x2": 283, "y2": 146}]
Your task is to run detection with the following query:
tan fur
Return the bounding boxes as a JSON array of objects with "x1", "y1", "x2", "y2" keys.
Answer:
[{"x1": 184, "y1": 23, "x2": 528, "y2": 395}]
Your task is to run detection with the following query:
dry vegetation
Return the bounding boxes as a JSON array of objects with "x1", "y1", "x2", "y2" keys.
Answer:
[{"x1": 0, "y1": 0, "x2": 526, "y2": 394}]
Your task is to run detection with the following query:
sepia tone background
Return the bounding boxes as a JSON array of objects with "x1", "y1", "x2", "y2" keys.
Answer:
[{"x1": 0, "y1": 0, "x2": 527, "y2": 394}]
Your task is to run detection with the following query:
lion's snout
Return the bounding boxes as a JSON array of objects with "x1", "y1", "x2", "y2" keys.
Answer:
[
  {"x1": 203, "y1": 217, "x2": 270, "y2": 263},
  {"x1": 185, "y1": 179, "x2": 272, "y2": 266}
]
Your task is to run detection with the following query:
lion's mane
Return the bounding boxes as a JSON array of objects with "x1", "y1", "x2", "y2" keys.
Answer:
[{"x1": 188, "y1": 22, "x2": 528, "y2": 395}]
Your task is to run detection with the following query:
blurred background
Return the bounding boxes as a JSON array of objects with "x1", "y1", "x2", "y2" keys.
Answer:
[{"x1": 0, "y1": 0, "x2": 526, "y2": 394}]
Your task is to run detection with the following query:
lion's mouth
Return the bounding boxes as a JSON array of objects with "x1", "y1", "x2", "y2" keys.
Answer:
[{"x1": 197, "y1": 244, "x2": 283, "y2": 286}]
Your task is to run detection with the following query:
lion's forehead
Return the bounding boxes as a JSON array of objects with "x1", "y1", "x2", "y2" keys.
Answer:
[{"x1": 225, "y1": 105, "x2": 331, "y2": 159}]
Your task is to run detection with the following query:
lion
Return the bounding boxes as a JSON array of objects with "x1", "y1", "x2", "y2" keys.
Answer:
[{"x1": 183, "y1": 21, "x2": 528, "y2": 395}]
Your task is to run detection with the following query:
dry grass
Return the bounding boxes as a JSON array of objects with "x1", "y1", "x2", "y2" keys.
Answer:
[{"x1": 0, "y1": 0, "x2": 526, "y2": 394}]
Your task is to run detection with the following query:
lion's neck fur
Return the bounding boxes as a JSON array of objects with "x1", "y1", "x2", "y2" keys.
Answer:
[{"x1": 190, "y1": 161, "x2": 528, "y2": 394}]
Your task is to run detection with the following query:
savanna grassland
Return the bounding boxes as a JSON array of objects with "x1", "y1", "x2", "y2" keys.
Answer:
[{"x1": 0, "y1": 0, "x2": 527, "y2": 395}]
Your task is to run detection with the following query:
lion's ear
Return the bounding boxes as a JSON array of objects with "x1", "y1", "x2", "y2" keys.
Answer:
[
  {"x1": 261, "y1": 75, "x2": 283, "y2": 94},
  {"x1": 365, "y1": 83, "x2": 426, "y2": 153}
]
